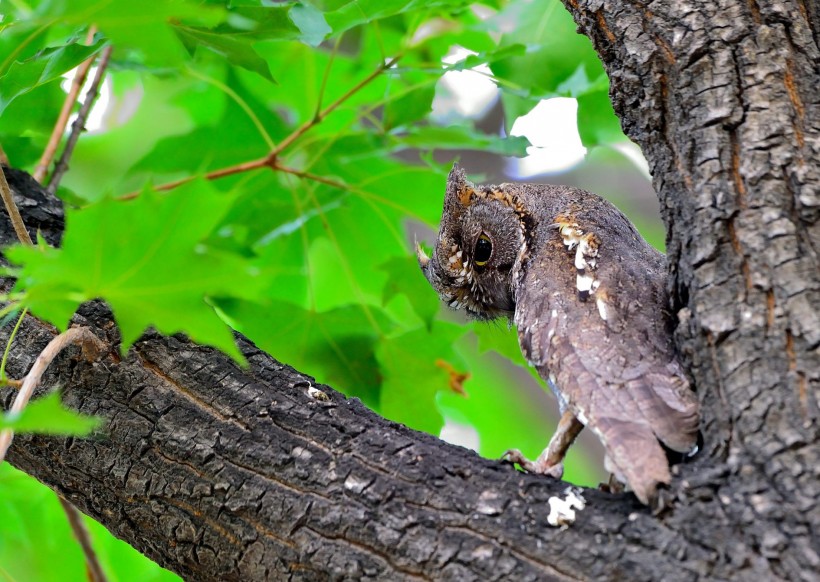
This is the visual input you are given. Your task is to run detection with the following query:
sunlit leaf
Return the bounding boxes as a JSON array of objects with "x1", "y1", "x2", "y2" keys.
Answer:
[
  {"x1": 132, "y1": 68, "x2": 286, "y2": 177},
  {"x1": 384, "y1": 82, "x2": 436, "y2": 130},
  {"x1": 376, "y1": 322, "x2": 469, "y2": 435},
  {"x1": 212, "y1": 5, "x2": 302, "y2": 41},
  {"x1": 324, "y1": 0, "x2": 475, "y2": 35},
  {"x1": 452, "y1": 43, "x2": 527, "y2": 71},
  {"x1": 175, "y1": 25, "x2": 276, "y2": 83},
  {"x1": 489, "y1": 0, "x2": 617, "y2": 135},
  {"x1": 380, "y1": 255, "x2": 440, "y2": 329},
  {"x1": 76, "y1": 0, "x2": 225, "y2": 66},
  {"x1": 397, "y1": 125, "x2": 531, "y2": 157},
  {"x1": 0, "y1": 38, "x2": 106, "y2": 114},
  {"x1": 220, "y1": 299, "x2": 391, "y2": 408},
  {"x1": 289, "y1": 4, "x2": 332, "y2": 47},
  {"x1": 577, "y1": 89, "x2": 626, "y2": 147},
  {"x1": 7, "y1": 180, "x2": 266, "y2": 360},
  {"x1": 0, "y1": 391, "x2": 102, "y2": 435},
  {"x1": 473, "y1": 321, "x2": 526, "y2": 365}
]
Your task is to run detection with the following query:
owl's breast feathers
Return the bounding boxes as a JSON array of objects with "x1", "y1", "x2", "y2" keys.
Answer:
[{"x1": 514, "y1": 201, "x2": 699, "y2": 505}]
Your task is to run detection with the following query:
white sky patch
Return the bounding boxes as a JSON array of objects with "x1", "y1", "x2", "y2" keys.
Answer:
[
  {"x1": 61, "y1": 66, "x2": 111, "y2": 134},
  {"x1": 612, "y1": 140, "x2": 651, "y2": 179},
  {"x1": 508, "y1": 97, "x2": 587, "y2": 177},
  {"x1": 439, "y1": 418, "x2": 480, "y2": 452},
  {"x1": 432, "y1": 47, "x2": 589, "y2": 177},
  {"x1": 432, "y1": 46, "x2": 499, "y2": 120}
]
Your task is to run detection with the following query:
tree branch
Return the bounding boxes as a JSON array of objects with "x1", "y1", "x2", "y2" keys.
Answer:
[
  {"x1": 57, "y1": 496, "x2": 109, "y2": 582},
  {"x1": 45, "y1": 45, "x2": 113, "y2": 196},
  {"x1": 120, "y1": 55, "x2": 402, "y2": 200},
  {"x1": 0, "y1": 164, "x2": 33, "y2": 246},
  {"x1": 0, "y1": 326, "x2": 104, "y2": 463},
  {"x1": 33, "y1": 25, "x2": 98, "y2": 184},
  {"x1": 0, "y1": 166, "x2": 109, "y2": 582},
  {"x1": 264, "y1": 54, "x2": 401, "y2": 162}
]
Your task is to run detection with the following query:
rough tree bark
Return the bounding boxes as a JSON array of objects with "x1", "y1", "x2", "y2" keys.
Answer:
[{"x1": 1, "y1": 0, "x2": 817, "y2": 580}]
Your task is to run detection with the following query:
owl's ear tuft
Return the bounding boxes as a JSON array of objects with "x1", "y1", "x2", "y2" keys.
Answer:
[
  {"x1": 448, "y1": 163, "x2": 466, "y2": 185},
  {"x1": 445, "y1": 163, "x2": 475, "y2": 210}
]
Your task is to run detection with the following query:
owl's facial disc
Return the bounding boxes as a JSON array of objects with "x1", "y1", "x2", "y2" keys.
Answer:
[
  {"x1": 420, "y1": 165, "x2": 531, "y2": 320},
  {"x1": 417, "y1": 237, "x2": 481, "y2": 316},
  {"x1": 419, "y1": 216, "x2": 519, "y2": 321}
]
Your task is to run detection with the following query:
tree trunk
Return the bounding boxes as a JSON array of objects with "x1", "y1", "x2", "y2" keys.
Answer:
[{"x1": 2, "y1": 0, "x2": 818, "y2": 579}]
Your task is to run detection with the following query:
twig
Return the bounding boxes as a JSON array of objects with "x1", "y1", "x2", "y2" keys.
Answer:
[
  {"x1": 57, "y1": 497, "x2": 109, "y2": 582},
  {"x1": 0, "y1": 307, "x2": 28, "y2": 382},
  {"x1": 118, "y1": 155, "x2": 270, "y2": 200},
  {"x1": 33, "y1": 26, "x2": 98, "y2": 184},
  {"x1": 46, "y1": 45, "x2": 113, "y2": 196},
  {"x1": 0, "y1": 327, "x2": 104, "y2": 464},
  {"x1": 121, "y1": 54, "x2": 403, "y2": 199},
  {"x1": 314, "y1": 34, "x2": 343, "y2": 120},
  {"x1": 0, "y1": 164, "x2": 34, "y2": 245},
  {"x1": 273, "y1": 162, "x2": 350, "y2": 191},
  {"x1": 0, "y1": 143, "x2": 9, "y2": 166},
  {"x1": 265, "y1": 54, "x2": 401, "y2": 162}
]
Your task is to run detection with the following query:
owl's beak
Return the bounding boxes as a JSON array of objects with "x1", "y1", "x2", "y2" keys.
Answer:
[
  {"x1": 416, "y1": 243, "x2": 431, "y2": 269},
  {"x1": 416, "y1": 243, "x2": 436, "y2": 287}
]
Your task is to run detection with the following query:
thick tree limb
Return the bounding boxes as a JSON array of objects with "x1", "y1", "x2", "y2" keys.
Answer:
[
  {"x1": 560, "y1": 0, "x2": 819, "y2": 575},
  {"x1": 0, "y1": 0, "x2": 818, "y2": 579}
]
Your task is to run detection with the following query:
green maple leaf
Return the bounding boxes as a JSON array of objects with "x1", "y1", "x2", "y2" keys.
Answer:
[
  {"x1": 0, "y1": 391, "x2": 101, "y2": 436},
  {"x1": 6, "y1": 180, "x2": 264, "y2": 361}
]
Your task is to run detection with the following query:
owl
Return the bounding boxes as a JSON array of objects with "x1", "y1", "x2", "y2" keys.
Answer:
[{"x1": 417, "y1": 164, "x2": 699, "y2": 506}]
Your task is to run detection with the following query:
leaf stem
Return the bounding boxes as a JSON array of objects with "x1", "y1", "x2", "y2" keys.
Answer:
[
  {"x1": 121, "y1": 54, "x2": 403, "y2": 199},
  {"x1": 0, "y1": 164, "x2": 34, "y2": 245},
  {"x1": 33, "y1": 25, "x2": 98, "y2": 183},
  {"x1": 118, "y1": 156, "x2": 270, "y2": 200},
  {"x1": 0, "y1": 307, "x2": 27, "y2": 382},
  {"x1": 57, "y1": 496, "x2": 110, "y2": 582},
  {"x1": 266, "y1": 54, "x2": 401, "y2": 162},
  {"x1": 0, "y1": 302, "x2": 22, "y2": 321},
  {"x1": 0, "y1": 21, "x2": 52, "y2": 76},
  {"x1": 186, "y1": 65, "x2": 275, "y2": 150},
  {"x1": 313, "y1": 34, "x2": 342, "y2": 120},
  {"x1": 0, "y1": 327, "x2": 105, "y2": 464},
  {"x1": 45, "y1": 45, "x2": 113, "y2": 196},
  {"x1": 272, "y1": 162, "x2": 349, "y2": 191}
]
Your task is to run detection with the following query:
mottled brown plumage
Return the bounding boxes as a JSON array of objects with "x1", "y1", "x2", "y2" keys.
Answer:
[{"x1": 418, "y1": 165, "x2": 699, "y2": 506}]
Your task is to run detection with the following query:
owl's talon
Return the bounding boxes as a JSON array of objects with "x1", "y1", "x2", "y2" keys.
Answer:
[
  {"x1": 501, "y1": 449, "x2": 564, "y2": 479},
  {"x1": 501, "y1": 448, "x2": 527, "y2": 466}
]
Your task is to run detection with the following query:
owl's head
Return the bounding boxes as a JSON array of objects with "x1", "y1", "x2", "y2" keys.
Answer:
[{"x1": 417, "y1": 165, "x2": 529, "y2": 321}]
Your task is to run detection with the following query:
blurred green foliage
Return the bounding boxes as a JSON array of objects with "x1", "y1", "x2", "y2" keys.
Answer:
[{"x1": 0, "y1": 0, "x2": 654, "y2": 578}]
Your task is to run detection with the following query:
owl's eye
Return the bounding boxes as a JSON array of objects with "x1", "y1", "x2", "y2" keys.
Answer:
[{"x1": 474, "y1": 234, "x2": 492, "y2": 266}]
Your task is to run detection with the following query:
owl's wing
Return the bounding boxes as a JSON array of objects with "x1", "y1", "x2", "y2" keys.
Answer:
[{"x1": 515, "y1": 208, "x2": 699, "y2": 505}]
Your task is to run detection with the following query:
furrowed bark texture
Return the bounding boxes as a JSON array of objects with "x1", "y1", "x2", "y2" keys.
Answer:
[
  {"x1": 0, "y1": 0, "x2": 818, "y2": 580},
  {"x1": 561, "y1": 0, "x2": 819, "y2": 578}
]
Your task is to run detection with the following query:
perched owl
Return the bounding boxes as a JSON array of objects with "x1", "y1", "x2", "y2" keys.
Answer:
[{"x1": 417, "y1": 165, "x2": 699, "y2": 506}]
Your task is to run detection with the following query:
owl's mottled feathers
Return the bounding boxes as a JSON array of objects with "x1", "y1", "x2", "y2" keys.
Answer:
[{"x1": 418, "y1": 165, "x2": 699, "y2": 506}]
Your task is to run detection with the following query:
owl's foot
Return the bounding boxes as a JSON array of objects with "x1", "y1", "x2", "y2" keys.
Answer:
[
  {"x1": 502, "y1": 411, "x2": 584, "y2": 480},
  {"x1": 598, "y1": 472, "x2": 625, "y2": 494},
  {"x1": 501, "y1": 449, "x2": 565, "y2": 479}
]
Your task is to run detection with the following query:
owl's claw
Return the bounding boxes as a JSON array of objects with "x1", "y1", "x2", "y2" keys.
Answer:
[{"x1": 501, "y1": 449, "x2": 564, "y2": 479}]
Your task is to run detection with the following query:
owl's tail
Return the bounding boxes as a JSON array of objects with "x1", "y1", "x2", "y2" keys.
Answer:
[{"x1": 593, "y1": 417, "x2": 672, "y2": 506}]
